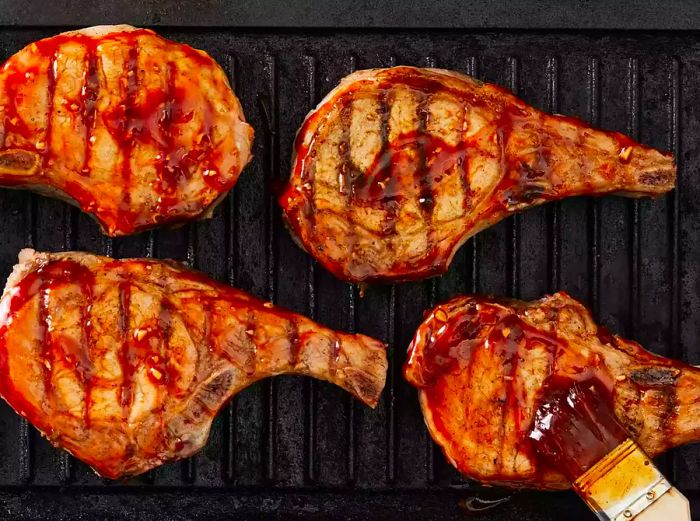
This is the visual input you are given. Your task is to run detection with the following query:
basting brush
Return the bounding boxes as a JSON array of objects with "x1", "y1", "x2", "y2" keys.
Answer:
[{"x1": 529, "y1": 377, "x2": 690, "y2": 520}]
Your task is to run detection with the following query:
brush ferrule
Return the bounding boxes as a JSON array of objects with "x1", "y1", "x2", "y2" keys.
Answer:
[{"x1": 573, "y1": 438, "x2": 671, "y2": 521}]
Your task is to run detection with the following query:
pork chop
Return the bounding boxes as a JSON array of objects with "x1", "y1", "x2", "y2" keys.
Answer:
[
  {"x1": 0, "y1": 249, "x2": 386, "y2": 479},
  {"x1": 404, "y1": 292, "x2": 700, "y2": 490},
  {"x1": 280, "y1": 67, "x2": 675, "y2": 283},
  {"x1": 0, "y1": 25, "x2": 254, "y2": 236}
]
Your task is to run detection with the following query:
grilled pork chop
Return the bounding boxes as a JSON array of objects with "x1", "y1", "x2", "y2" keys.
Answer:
[
  {"x1": 404, "y1": 292, "x2": 700, "y2": 490},
  {"x1": 0, "y1": 249, "x2": 386, "y2": 479},
  {"x1": 280, "y1": 67, "x2": 675, "y2": 283},
  {"x1": 0, "y1": 25, "x2": 254, "y2": 236}
]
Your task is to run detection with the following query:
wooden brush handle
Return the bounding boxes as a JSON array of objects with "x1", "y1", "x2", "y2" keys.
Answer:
[{"x1": 634, "y1": 487, "x2": 690, "y2": 520}]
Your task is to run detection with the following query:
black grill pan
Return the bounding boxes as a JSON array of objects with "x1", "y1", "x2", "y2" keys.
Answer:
[{"x1": 0, "y1": 2, "x2": 698, "y2": 519}]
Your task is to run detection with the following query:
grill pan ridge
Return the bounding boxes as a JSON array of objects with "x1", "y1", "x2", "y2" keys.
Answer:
[{"x1": 0, "y1": 21, "x2": 697, "y2": 521}]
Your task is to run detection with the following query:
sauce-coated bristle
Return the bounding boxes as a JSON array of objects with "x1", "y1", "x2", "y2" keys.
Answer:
[{"x1": 528, "y1": 376, "x2": 628, "y2": 480}]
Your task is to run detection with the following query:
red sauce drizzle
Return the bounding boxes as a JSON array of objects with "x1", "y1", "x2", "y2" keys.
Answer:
[
  {"x1": 108, "y1": 45, "x2": 138, "y2": 229},
  {"x1": 154, "y1": 62, "x2": 178, "y2": 215},
  {"x1": 0, "y1": 260, "x2": 95, "y2": 433},
  {"x1": 0, "y1": 29, "x2": 226, "y2": 235},
  {"x1": 158, "y1": 302, "x2": 173, "y2": 385},
  {"x1": 81, "y1": 49, "x2": 100, "y2": 175},
  {"x1": 114, "y1": 276, "x2": 175, "y2": 435},
  {"x1": 279, "y1": 93, "x2": 325, "y2": 247},
  {"x1": 43, "y1": 48, "x2": 58, "y2": 168},
  {"x1": 404, "y1": 300, "x2": 485, "y2": 388},
  {"x1": 352, "y1": 131, "x2": 469, "y2": 210},
  {"x1": 405, "y1": 300, "x2": 561, "y2": 389},
  {"x1": 37, "y1": 286, "x2": 51, "y2": 398}
]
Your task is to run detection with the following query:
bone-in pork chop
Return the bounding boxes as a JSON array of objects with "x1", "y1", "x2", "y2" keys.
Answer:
[
  {"x1": 0, "y1": 25, "x2": 254, "y2": 236},
  {"x1": 280, "y1": 67, "x2": 675, "y2": 283},
  {"x1": 404, "y1": 293, "x2": 700, "y2": 490},
  {"x1": 0, "y1": 249, "x2": 386, "y2": 479}
]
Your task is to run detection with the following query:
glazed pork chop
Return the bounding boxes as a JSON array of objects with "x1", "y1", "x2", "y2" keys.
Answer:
[
  {"x1": 0, "y1": 25, "x2": 254, "y2": 236},
  {"x1": 280, "y1": 66, "x2": 675, "y2": 283},
  {"x1": 404, "y1": 293, "x2": 700, "y2": 490},
  {"x1": 0, "y1": 249, "x2": 386, "y2": 479}
]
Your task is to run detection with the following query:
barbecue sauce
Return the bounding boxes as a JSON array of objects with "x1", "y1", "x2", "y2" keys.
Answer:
[
  {"x1": 528, "y1": 376, "x2": 626, "y2": 480},
  {"x1": 404, "y1": 299, "x2": 562, "y2": 389},
  {"x1": 0, "y1": 29, "x2": 226, "y2": 235},
  {"x1": 352, "y1": 130, "x2": 469, "y2": 207}
]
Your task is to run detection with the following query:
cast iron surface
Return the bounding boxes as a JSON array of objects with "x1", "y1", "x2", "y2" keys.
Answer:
[{"x1": 0, "y1": 25, "x2": 698, "y2": 521}]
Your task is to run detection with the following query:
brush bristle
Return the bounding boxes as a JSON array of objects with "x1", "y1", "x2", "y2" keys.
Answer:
[{"x1": 528, "y1": 376, "x2": 627, "y2": 480}]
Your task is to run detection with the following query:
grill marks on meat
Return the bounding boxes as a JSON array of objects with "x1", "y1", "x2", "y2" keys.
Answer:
[
  {"x1": 0, "y1": 25, "x2": 254, "y2": 236},
  {"x1": 280, "y1": 67, "x2": 676, "y2": 283},
  {"x1": 0, "y1": 249, "x2": 387, "y2": 479},
  {"x1": 403, "y1": 293, "x2": 700, "y2": 490}
]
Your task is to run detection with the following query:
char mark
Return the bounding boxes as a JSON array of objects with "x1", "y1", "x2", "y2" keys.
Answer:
[
  {"x1": 117, "y1": 280, "x2": 133, "y2": 415},
  {"x1": 288, "y1": 318, "x2": 301, "y2": 367},
  {"x1": 82, "y1": 48, "x2": 100, "y2": 175},
  {"x1": 629, "y1": 367, "x2": 681, "y2": 446},
  {"x1": 78, "y1": 274, "x2": 95, "y2": 427},
  {"x1": 459, "y1": 104, "x2": 471, "y2": 215},
  {"x1": 0, "y1": 150, "x2": 39, "y2": 171},
  {"x1": 377, "y1": 89, "x2": 397, "y2": 237},
  {"x1": 629, "y1": 367, "x2": 680, "y2": 388},
  {"x1": 120, "y1": 45, "x2": 139, "y2": 209},
  {"x1": 38, "y1": 286, "x2": 53, "y2": 401},
  {"x1": 416, "y1": 93, "x2": 435, "y2": 217},
  {"x1": 43, "y1": 47, "x2": 59, "y2": 168},
  {"x1": 339, "y1": 99, "x2": 356, "y2": 201},
  {"x1": 415, "y1": 92, "x2": 436, "y2": 258},
  {"x1": 338, "y1": 96, "x2": 358, "y2": 260},
  {"x1": 195, "y1": 370, "x2": 234, "y2": 412},
  {"x1": 638, "y1": 169, "x2": 674, "y2": 187}
]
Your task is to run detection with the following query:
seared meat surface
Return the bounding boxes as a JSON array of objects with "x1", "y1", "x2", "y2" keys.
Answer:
[
  {"x1": 280, "y1": 66, "x2": 675, "y2": 283},
  {"x1": 404, "y1": 293, "x2": 700, "y2": 490},
  {"x1": 0, "y1": 249, "x2": 386, "y2": 479},
  {"x1": 0, "y1": 25, "x2": 254, "y2": 236}
]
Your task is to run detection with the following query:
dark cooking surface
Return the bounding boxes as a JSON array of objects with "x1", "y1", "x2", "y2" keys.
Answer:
[{"x1": 0, "y1": 24, "x2": 698, "y2": 521}]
